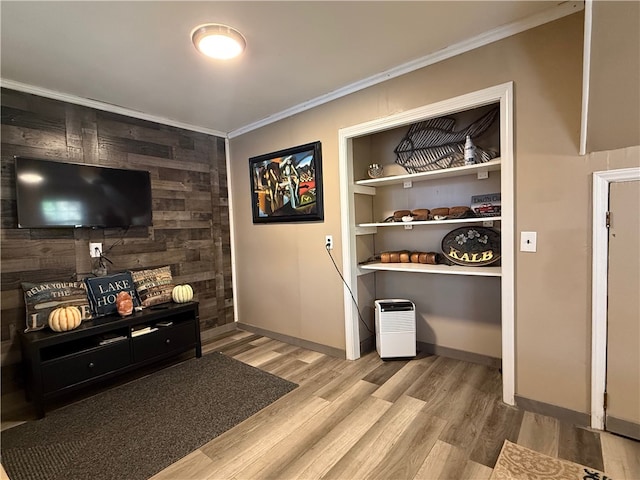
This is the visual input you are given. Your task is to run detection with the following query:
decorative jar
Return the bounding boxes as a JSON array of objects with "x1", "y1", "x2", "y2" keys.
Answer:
[{"x1": 368, "y1": 163, "x2": 383, "y2": 178}]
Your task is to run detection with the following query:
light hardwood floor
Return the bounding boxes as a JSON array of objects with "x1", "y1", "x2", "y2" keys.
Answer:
[
  {"x1": 2, "y1": 328, "x2": 639, "y2": 479},
  {"x1": 150, "y1": 329, "x2": 639, "y2": 480}
]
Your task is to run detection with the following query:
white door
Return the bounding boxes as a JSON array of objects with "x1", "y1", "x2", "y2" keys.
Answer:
[{"x1": 606, "y1": 180, "x2": 640, "y2": 440}]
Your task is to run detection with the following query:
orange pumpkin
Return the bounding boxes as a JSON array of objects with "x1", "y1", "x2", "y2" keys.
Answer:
[{"x1": 116, "y1": 291, "x2": 134, "y2": 316}]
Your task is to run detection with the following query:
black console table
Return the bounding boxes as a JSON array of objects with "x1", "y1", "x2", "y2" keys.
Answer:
[{"x1": 19, "y1": 302, "x2": 201, "y2": 418}]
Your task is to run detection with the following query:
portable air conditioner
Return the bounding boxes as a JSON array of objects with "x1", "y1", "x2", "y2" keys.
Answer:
[{"x1": 374, "y1": 299, "x2": 416, "y2": 359}]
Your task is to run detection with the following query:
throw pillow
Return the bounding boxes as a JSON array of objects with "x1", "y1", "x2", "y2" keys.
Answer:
[
  {"x1": 22, "y1": 280, "x2": 93, "y2": 333},
  {"x1": 131, "y1": 266, "x2": 174, "y2": 307},
  {"x1": 85, "y1": 272, "x2": 140, "y2": 317}
]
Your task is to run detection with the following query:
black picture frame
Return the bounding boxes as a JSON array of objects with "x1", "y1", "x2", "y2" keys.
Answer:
[{"x1": 249, "y1": 141, "x2": 324, "y2": 223}]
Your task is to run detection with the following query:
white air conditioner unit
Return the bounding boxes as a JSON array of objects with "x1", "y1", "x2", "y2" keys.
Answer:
[{"x1": 374, "y1": 299, "x2": 416, "y2": 359}]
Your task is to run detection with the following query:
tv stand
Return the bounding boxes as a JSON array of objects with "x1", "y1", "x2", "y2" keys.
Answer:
[{"x1": 19, "y1": 302, "x2": 201, "y2": 418}]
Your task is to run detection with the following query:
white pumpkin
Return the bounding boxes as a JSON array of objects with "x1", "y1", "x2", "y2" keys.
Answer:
[
  {"x1": 48, "y1": 306, "x2": 82, "y2": 332},
  {"x1": 172, "y1": 284, "x2": 193, "y2": 303}
]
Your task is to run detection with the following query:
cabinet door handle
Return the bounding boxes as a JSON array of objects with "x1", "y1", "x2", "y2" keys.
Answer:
[
  {"x1": 88, "y1": 362, "x2": 95, "y2": 369},
  {"x1": 165, "y1": 339, "x2": 171, "y2": 345}
]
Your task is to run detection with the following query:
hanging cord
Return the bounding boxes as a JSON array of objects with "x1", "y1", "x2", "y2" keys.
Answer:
[
  {"x1": 96, "y1": 251, "x2": 113, "y2": 270},
  {"x1": 325, "y1": 244, "x2": 374, "y2": 335},
  {"x1": 101, "y1": 226, "x2": 129, "y2": 259},
  {"x1": 91, "y1": 227, "x2": 130, "y2": 276}
]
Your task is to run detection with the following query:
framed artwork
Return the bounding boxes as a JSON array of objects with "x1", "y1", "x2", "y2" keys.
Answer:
[{"x1": 249, "y1": 141, "x2": 324, "y2": 223}]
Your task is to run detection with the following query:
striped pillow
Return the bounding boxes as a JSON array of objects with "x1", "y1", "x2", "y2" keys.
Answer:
[{"x1": 131, "y1": 266, "x2": 174, "y2": 307}]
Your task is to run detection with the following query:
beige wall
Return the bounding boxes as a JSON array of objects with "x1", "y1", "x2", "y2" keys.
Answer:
[
  {"x1": 229, "y1": 12, "x2": 640, "y2": 414},
  {"x1": 587, "y1": 1, "x2": 640, "y2": 152}
]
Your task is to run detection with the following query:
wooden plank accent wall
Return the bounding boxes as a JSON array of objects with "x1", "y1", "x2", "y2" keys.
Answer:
[{"x1": 0, "y1": 88, "x2": 234, "y2": 371}]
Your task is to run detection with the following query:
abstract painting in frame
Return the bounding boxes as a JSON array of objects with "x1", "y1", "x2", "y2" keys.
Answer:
[{"x1": 249, "y1": 141, "x2": 324, "y2": 223}]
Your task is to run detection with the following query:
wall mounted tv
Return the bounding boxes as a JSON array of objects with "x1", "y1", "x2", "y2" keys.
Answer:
[{"x1": 15, "y1": 157, "x2": 153, "y2": 228}]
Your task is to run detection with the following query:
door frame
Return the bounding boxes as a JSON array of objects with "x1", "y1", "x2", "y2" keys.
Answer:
[{"x1": 591, "y1": 167, "x2": 640, "y2": 430}]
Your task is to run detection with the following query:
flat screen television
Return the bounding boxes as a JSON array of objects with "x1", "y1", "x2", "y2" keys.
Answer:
[{"x1": 15, "y1": 157, "x2": 153, "y2": 228}]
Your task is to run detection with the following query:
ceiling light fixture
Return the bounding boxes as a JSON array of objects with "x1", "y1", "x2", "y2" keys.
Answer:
[{"x1": 191, "y1": 23, "x2": 246, "y2": 60}]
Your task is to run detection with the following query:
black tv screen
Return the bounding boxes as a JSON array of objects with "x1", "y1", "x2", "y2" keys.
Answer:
[{"x1": 15, "y1": 157, "x2": 153, "y2": 228}]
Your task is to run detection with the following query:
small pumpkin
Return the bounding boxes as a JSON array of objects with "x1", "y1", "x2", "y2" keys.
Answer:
[
  {"x1": 48, "y1": 306, "x2": 82, "y2": 332},
  {"x1": 116, "y1": 291, "x2": 134, "y2": 316},
  {"x1": 172, "y1": 284, "x2": 193, "y2": 303}
]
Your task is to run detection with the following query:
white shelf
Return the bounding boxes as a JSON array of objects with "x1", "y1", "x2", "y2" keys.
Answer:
[
  {"x1": 355, "y1": 226, "x2": 378, "y2": 236},
  {"x1": 357, "y1": 216, "x2": 501, "y2": 231},
  {"x1": 358, "y1": 262, "x2": 501, "y2": 277},
  {"x1": 355, "y1": 158, "x2": 501, "y2": 187}
]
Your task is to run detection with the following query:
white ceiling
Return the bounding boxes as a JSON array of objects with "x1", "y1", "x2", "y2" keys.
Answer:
[{"x1": 1, "y1": 1, "x2": 574, "y2": 137}]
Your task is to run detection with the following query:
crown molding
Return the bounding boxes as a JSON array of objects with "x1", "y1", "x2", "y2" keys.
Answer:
[
  {"x1": 0, "y1": 79, "x2": 227, "y2": 139},
  {"x1": 229, "y1": 1, "x2": 583, "y2": 138},
  {"x1": 1, "y1": 1, "x2": 583, "y2": 140}
]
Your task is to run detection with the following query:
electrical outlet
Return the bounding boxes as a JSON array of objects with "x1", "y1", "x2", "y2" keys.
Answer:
[
  {"x1": 520, "y1": 232, "x2": 537, "y2": 252},
  {"x1": 325, "y1": 235, "x2": 333, "y2": 250},
  {"x1": 90, "y1": 242, "x2": 103, "y2": 258}
]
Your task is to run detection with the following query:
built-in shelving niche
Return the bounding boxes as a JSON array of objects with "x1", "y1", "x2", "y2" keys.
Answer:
[{"x1": 338, "y1": 83, "x2": 515, "y2": 405}]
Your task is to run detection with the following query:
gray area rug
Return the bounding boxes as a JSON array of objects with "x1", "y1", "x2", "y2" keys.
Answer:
[{"x1": 1, "y1": 352, "x2": 297, "y2": 480}]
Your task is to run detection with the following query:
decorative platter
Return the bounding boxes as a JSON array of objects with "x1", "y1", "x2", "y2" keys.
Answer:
[{"x1": 441, "y1": 226, "x2": 501, "y2": 267}]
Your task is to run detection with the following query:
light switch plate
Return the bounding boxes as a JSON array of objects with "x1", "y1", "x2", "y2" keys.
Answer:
[{"x1": 520, "y1": 232, "x2": 537, "y2": 252}]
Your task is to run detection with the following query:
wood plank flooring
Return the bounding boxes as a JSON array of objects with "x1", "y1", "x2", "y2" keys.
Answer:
[
  {"x1": 2, "y1": 328, "x2": 639, "y2": 479},
  {"x1": 150, "y1": 329, "x2": 640, "y2": 480}
]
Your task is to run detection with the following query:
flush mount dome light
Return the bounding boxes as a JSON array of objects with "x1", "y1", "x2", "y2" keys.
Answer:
[{"x1": 192, "y1": 23, "x2": 246, "y2": 60}]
